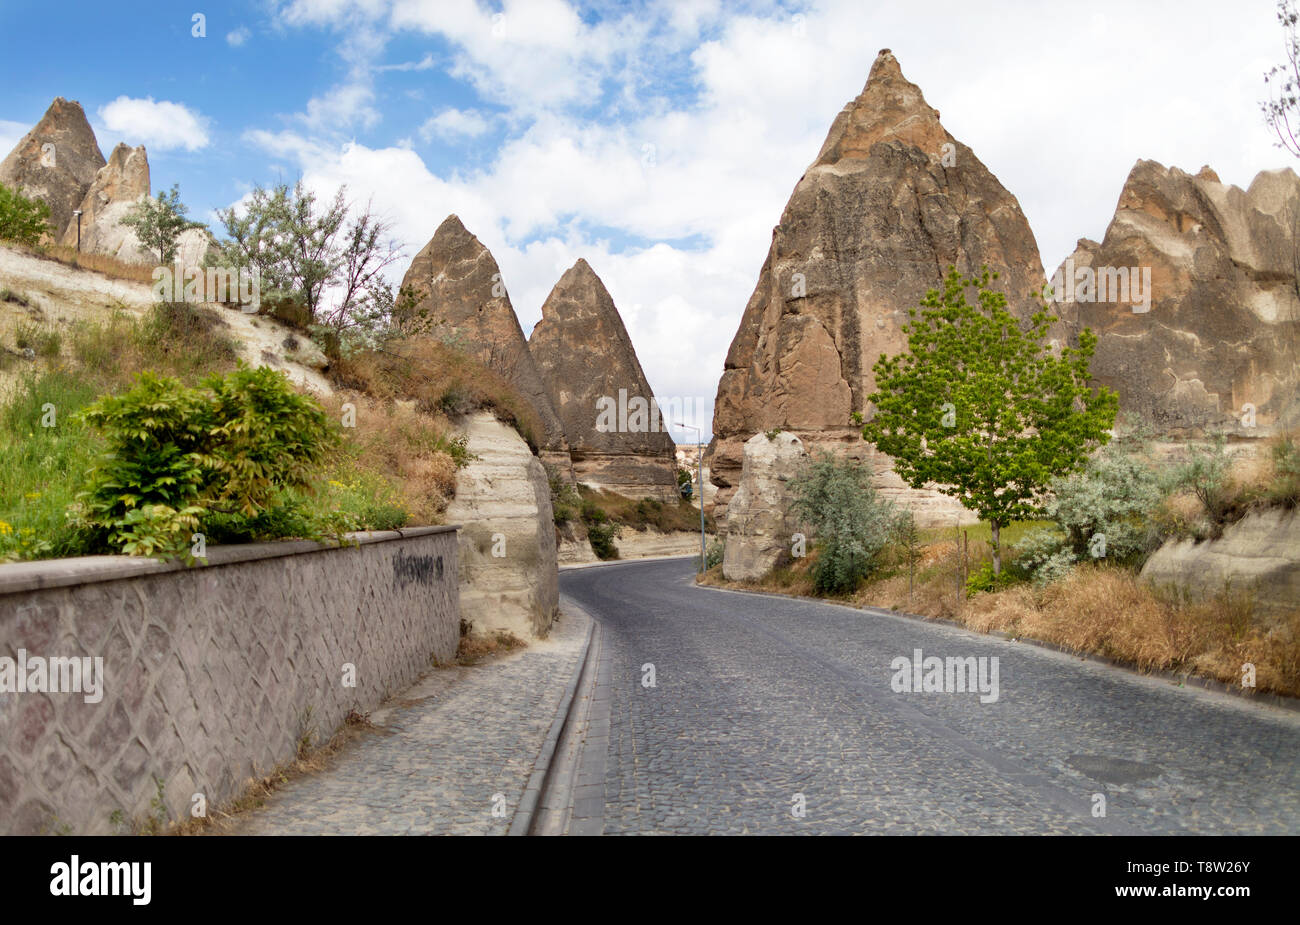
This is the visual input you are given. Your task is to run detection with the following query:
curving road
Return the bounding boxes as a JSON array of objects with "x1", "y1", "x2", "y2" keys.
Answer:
[{"x1": 553, "y1": 556, "x2": 1300, "y2": 835}]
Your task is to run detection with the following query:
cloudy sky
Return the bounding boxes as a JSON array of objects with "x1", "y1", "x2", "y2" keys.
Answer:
[{"x1": 0, "y1": 0, "x2": 1290, "y2": 440}]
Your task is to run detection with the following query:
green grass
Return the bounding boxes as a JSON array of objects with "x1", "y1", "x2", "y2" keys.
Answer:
[
  {"x1": 0, "y1": 306, "x2": 440, "y2": 561},
  {"x1": 0, "y1": 369, "x2": 103, "y2": 559}
]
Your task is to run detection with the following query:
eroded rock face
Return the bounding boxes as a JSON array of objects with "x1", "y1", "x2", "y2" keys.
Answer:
[
  {"x1": 710, "y1": 49, "x2": 1046, "y2": 525},
  {"x1": 1053, "y1": 161, "x2": 1300, "y2": 438},
  {"x1": 0, "y1": 97, "x2": 106, "y2": 243},
  {"x1": 58, "y1": 142, "x2": 150, "y2": 260},
  {"x1": 1140, "y1": 509, "x2": 1300, "y2": 615},
  {"x1": 722, "y1": 432, "x2": 808, "y2": 581},
  {"x1": 444, "y1": 412, "x2": 559, "y2": 638},
  {"x1": 529, "y1": 259, "x2": 678, "y2": 500},
  {"x1": 398, "y1": 215, "x2": 568, "y2": 451}
]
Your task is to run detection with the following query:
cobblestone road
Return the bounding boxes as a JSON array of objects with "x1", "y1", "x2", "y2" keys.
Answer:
[
  {"x1": 561, "y1": 557, "x2": 1300, "y2": 835},
  {"x1": 227, "y1": 609, "x2": 589, "y2": 835}
]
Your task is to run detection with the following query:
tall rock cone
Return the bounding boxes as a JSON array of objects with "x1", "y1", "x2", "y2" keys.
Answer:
[
  {"x1": 0, "y1": 97, "x2": 106, "y2": 242},
  {"x1": 710, "y1": 49, "x2": 1046, "y2": 526},
  {"x1": 58, "y1": 142, "x2": 151, "y2": 259},
  {"x1": 1052, "y1": 160, "x2": 1300, "y2": 439},
  {"x1": 528, "y1": 259, "x2": 679, "y2": 500},
  {"x1": 397, "y1": 215, "x2": 569, "y2": 455}
]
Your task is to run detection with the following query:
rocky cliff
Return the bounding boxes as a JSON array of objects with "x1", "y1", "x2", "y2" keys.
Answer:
[
  {"x1": 443, "y1": 411, "x2": 559, "y2": 638},
  {"x1": 0, "y1": 97, "x2": 106, "y2": 245},
  {"x1": 1052, "y1": 161, "x2": 1300, "y2": 438},
  {"x1": 57, "y1": 142, "x2": 150, "y2": 258},
  {"x1": 528, "y1": 258, "x2": 678, "y2": 500},
  {"x1": 709, "y1": 49, "x2": 1044, "y2": 526},
  {"x1": 398, "y1": 215, "x2": 569, "y2": 458}
]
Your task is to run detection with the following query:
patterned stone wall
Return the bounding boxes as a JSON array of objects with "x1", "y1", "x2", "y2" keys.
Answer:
[{"x1": 0, "y1": 526, "x2": 459, "y2": 834}]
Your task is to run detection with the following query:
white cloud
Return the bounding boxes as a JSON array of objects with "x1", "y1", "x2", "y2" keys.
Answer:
[
  {"x1": 301, "y1": 81, "x2": 380, "y2": 131},
  {"x1": 419, "y1": 108, "x2": 490, "y2": 141},
  {"x1": 98, "y1": 96, "x2": 211, "y2": 152},
  {"x1": 246, "y1": 0, "x2": 1291, "y2": 441},
  {"x1": 0, "y1": 118, "x2": 29, "y2": 158},
  {"x1": 226, "y1": 26, "x2": 251, "y2": 46}
]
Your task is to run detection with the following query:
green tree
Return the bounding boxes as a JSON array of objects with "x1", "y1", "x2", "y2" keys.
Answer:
[
  {"x1": 0, "y1": 182, "x2": 51, "y2": 246},
  {"x1": 121, "y1": 184, "x2": 201, "y2": 265},
  {"x1": 216, "y1": 181, "x2": 402, "y2": 332},
  {"x1": 789, "y1": 451, "x2": 900, "y2": 595},
  {"x1": 862, "y1": 267, "x2": 1117, "y2": 574}
]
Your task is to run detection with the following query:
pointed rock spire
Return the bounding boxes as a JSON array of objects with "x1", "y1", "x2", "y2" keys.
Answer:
[
  {"x1": 397, "y1": 215, "x2": 568, "y2": 451},
  {"x1": 1053, "y1": 159, "x2": 1300, "y2": 436},
  {"x1": 0, "y1": 97, "x2": 107, "y2": 241},
  {"x1": 710, "y1": 50, "x2": 1046, "y2": 526},
  {"x1": 529, "y1": 259, "x2": 678, "y2": 499},
  {"x1": 58, "y1": 142, "x2": 151, "y2": 258}
]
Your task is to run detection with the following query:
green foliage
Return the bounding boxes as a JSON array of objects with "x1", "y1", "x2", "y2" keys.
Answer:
[
  {"x1": 0, "y1": 182, "x2": 51, "y2": 245},
  {"x1": 73, "y1": 364, "x2": 336, "y2": 558},
  {"x1": 862, "y1": 267, "x2": 1118, "y2": 572},
  {"x1": 1268, "y1": 433, "x2": 1300, "y2": 506},
  {"x1": 14, "y1": 321, "x2": 61, "y2": 358},
  {"x1": 764, "y1": 428, "x2": 782, "y2": 441},
  {"x1": 1166, "y1": 436, "x2": 1235, "y2": 528},
  {"x1": 121, "y1": 184, "x2": 201, "y2": 265},
  {"x1": 705, "y1": 538, "x2": 724, "y2": 569},
  {"x1": 1047, "y1": 442, "x2": 1162, "y2": 565},
  {"x1": 546, "y1": 463, "x2": 582, "y2": 525},
  {"x1": 580, "y1": 500, "x2": 621, "y2": 560},
  {"x1": 1010, "y1": 442, "x2": 1162, "y2": 585},
  {"x1": 216, "y1": 180, "x2": 402, "y2": 331},
  {"x1": 0, "y1": 370, "x2": 102, "y2": 561},
  {"x1": 790, "y1": 451, "x2": 900, "y2": 595},
  {"x1": 965, "y1": 561, "x2": 1018, "y2": 595},
  {"x1": 1011, "y1": 527, "x2": 1075, "y2": 587}
]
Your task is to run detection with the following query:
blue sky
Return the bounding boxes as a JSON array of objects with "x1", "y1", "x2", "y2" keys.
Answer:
[{"x1": 0, "y1": 0, "x2": 1292, "y2": 441}]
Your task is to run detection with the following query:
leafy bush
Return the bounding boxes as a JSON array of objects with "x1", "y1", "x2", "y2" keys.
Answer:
[
  {"x1": 1011, "y1": 527, "x2": 1075, "y2": 587},
  {"x1": 1266, "y1": 432, "x2": 1300, "y2": 507},
  {"x1": 580, "y1": 500, "x2": 620, "y2": 560},
  {"x1": 1165, "y1": 437, "x2": 1234, "y2": 529},
  {"x1": 73, "y1": 364, "x2": 336, "y2": 558},
  {"x1": 1011, "y1": 443, "x2": 1162, "y2": 585},
  {"x1": 965, "y1": 561, "x2": 1018, "y2": 595},
  {"x1": 545, "y1": 463, "x2": 581, "y2": 525},
  {"x1": 0, "y1": 182, "x2": 51, "y2": 246},
  {"x1": 1046, "y1": 443, "x2": 1162, "y2": 565},
  {"x1": 789, "y1": 451, "x2": 900, "y2": 595},
  {"x1": 705, "y1": 538, "x2": 724, "y2": 569}
]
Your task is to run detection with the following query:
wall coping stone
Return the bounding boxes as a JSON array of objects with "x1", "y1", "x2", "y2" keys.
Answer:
[{"x1": 0, "y1": 525, "x2": 462, "y2": 596}]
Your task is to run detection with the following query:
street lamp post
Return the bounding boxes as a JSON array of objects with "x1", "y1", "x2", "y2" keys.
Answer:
[
  {"x1": 71, "y1": 209, "x2": 83, "y2": 252},
  {"x1": 676, "y1": 422, "x2": 707, "y2": 573}
]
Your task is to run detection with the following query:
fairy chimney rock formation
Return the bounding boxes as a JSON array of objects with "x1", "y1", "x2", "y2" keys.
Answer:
[
  {"x1": 0, "y1": 97, "x2": 106, "y2": 243},
  {"x1": 710, "y1": 49, "x2": 1044, "y2": 526},
  {"x1": 528, "y1": 259, "x2": 678, "y2": 500},
  {"x1": 58, "y1": 142, "x2": 151, "y2": 259},
  {"x1": 1052, "y1": 160, "x2": 1300, "y2": 438},
  {"x1": 398, "y1": 214, "x2": 569, "y2": 454}
]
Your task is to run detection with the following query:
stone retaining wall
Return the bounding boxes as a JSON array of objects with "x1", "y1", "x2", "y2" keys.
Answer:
[{"x1": 0, "y1": 526, "x2": 459, "y2": 834}]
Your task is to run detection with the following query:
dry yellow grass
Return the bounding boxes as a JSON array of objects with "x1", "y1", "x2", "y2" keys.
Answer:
[
  {"x1": 703, "y1": 548, "x2": 1300, "y2": 698},
  {"x1": 330, "y1": 336, "x2": 545, "y2": 452},
  {"x1": 317, "y1": 392, "x2": 460, "y2": 525}
]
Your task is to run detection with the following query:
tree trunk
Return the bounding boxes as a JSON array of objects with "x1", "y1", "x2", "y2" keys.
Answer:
[{"x1": 991, "y1": 520, "x2": 1002, "y2": 575}]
